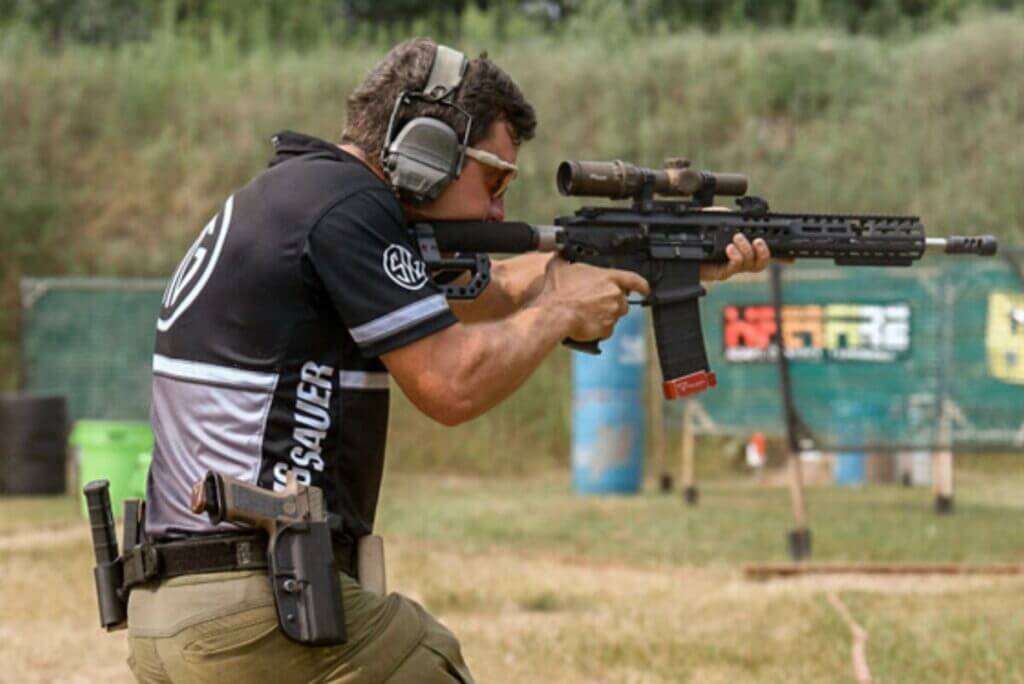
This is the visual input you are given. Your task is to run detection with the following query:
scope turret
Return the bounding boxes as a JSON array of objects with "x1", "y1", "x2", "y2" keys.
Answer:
[{"x1": 556, "y1": 158, "x2": 748, "y2": 201}]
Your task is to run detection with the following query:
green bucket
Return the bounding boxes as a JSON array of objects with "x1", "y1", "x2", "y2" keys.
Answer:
[
  {"x1": 72, "y1": 421, "x2": 153, "y2": 518},
  {"x1": 132, "y1": 450, "x2": 152, "y2": 500}
]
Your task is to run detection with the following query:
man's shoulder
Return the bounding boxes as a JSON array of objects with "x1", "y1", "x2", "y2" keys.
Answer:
[
  {"x1": 266, "y1": 155, "x2": 393, "y2": 207},
  {"x1": 250, "y1": 134, "x2": 401, "y2": 231}
]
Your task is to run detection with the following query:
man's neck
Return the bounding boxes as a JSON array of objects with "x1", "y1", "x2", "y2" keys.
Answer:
[
  {"x1": 339, "y1": 142, "x2": 424, "y2": 219},
  {"x1": 337, "y1": 143, "x2": 387, "y2": 183}
]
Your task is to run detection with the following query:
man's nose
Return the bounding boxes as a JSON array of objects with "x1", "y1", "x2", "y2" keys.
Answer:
[{"x1": 488, "y1": 197, "x2": 505, "y2": 222}]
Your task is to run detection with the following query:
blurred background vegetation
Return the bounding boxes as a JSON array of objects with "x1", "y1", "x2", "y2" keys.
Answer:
[
  {"x1": 3, "y1": 0, "x2": 1024, "y2": 45},
  {"x1": 2, "y1": 0, "x2": 1022, "y2": 472}
]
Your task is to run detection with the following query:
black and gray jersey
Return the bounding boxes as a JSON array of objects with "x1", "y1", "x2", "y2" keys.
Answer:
[{"x1": 146, "y1": 131, "x2": 456, "y2": 542}]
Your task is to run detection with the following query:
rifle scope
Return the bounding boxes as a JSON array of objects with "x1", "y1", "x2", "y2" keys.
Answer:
[{"x1": 557, "y1": 159, "x2": 748, "y2": 200}]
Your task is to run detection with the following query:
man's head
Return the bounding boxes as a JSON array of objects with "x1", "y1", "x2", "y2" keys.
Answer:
[{"x1": 340, "y1": 38, "x2": 536, "y2": 221}]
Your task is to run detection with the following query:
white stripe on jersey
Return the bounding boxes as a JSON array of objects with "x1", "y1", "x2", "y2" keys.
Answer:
[
  {"x1": 157, "y1": 195, "x2": 235, "y2": 333},
  {"x1": 348, "y1": 294, "x2": 450, "y2": 346},
  {"x1": 338, "y1": 371, "x2": 390, "y2": 390},
  {"x1": 153, "y1": 354, "x2": 279, "y2": 391}
]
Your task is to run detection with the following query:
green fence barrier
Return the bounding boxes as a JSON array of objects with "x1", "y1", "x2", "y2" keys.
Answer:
[
  {"x1": 687, "y1": 255, "x2": 1024, "y2": 450},
  {"x1": 21, "y1": 278, "x2": 164, "y2": 421},
  {"x1": 20, "y1": 256, "x2": 1024, "y2": 452}
]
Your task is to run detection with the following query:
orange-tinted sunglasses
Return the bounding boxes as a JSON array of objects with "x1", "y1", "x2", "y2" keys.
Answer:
[{"x1": 464, "y1": 146, "x2": 518, "y2": 199}]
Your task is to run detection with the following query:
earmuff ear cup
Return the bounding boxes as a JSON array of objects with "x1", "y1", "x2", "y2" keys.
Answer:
[
  {"x1": 383, "y1": 117, "x2": 461, "y2": 203},
  {"x1": 379, "y1": 44, "x2": 470, "y2": 204}
]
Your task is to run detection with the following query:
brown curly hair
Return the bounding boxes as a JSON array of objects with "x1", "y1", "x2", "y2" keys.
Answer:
[{"x1": 340, "y1": 38, "x2": 536, "y2": 162}]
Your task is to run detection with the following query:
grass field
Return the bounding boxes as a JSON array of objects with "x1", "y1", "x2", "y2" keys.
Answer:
[{"x1": 2, "y1": 462, "x2": 1022, "y2": 683}]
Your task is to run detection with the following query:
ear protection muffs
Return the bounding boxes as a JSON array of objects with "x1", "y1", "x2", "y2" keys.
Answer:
[{"x1": 380, "y1": 45, "x2": 472, "y2": 204}]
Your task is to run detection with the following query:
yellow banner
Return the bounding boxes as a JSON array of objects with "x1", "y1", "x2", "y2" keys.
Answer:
[{"x1": 986, "y1": 291, "x2": 1024, "y2": 384}]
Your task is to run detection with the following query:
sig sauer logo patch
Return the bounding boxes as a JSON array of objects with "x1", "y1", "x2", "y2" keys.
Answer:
[
  {"x1": 383, "y1": 244, "x2": 428, "y2": 290},
  {"x1": 157, "y1": 195, "x2": 234, "y2": 332}
]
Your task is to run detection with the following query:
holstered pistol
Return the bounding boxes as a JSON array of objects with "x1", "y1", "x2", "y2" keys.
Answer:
[{"x1": 191, "y1": 471, "x2": 346, "y2": 646}]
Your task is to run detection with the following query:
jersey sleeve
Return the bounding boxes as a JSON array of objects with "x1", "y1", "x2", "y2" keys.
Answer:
[{"x1": 307, "y1": 188, "x2": 457, "y2": 357}]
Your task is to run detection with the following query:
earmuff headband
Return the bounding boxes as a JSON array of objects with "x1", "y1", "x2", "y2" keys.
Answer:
[
  {"x1": 423, "y1": 45, "x2": 469, "y2": 101},
  {"x1": 380, "y1": 44, "x2": 472, "y2": 204}
]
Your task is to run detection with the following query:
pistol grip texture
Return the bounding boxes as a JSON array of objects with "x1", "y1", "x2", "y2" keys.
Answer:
[{"x1": 226, "y1": 481, "x2": 288, "y2": 523}]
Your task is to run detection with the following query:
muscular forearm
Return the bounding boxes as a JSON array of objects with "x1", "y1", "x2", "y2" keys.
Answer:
[
  {"x1": 447, "y1": 253, "x2": 551, "y2": 323},
  {"x1": 385, "y1": 257, "x2": 650, "y2": 428},
  {"x1": 384, "y1": 298, "x2": 571, "y2": 426}
]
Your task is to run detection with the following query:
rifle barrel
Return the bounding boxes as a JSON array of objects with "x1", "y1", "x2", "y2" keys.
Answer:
[{"x1": 926, "y1": 236, "x2": 998, "y2": 256}]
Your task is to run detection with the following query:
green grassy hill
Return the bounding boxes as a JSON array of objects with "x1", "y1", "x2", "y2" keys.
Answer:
[{"x1": 2, "y1": 17, "x2": 1022, "y2": 470}]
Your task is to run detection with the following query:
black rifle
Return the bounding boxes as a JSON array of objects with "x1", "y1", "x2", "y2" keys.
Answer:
[{"x1": 412, "y1": 158, "x2": 997, "y2": 399}]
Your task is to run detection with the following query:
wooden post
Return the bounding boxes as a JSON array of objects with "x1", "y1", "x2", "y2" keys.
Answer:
[
  {"x1": 933, "y1": 400, "x2": 955, "y2": 514},
  {"x1": 933, "y1": 450, "x2": 954, "y2": 513},
  {"x1": 680, "y1": 401, "x2": 698, "y2": 505},
  {"x1": 934, "y1": 284, "x2": 956, "y2": 515},
  {"x1": 649, "y1": 332, "x2": 671, "y2": 492},
  {"x1": 786, "y1": 450, "x2": 812, "y2": 560},
  {"x1": 933, "y1": 444, "x2": 955, "y2": 513},
  {"x1": 768, "y1": 264, "x2": 811, "y2": 559},
  {"x1": 787, "y1": 452, "x2": 808, "y2": 528}
]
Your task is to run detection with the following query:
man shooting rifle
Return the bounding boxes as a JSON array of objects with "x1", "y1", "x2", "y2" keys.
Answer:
[{"x1": 106, "y1": 39, "x2": 770, "y2": 684}]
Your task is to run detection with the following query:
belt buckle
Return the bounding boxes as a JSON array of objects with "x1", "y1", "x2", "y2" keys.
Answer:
[{"x1": 235, "y1": 539, "x2": 263, "y2": 569}]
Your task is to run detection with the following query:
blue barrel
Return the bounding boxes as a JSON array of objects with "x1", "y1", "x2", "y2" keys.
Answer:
[
  {"x1": 831, "y1": 399, "x2": 884, "y2": 486},
  {"x1": 571, "y1": 308, "x2": 646, "y2": 495},
  {"x1": 835, "y1": 451, "x2": 866, "y2": 485}
]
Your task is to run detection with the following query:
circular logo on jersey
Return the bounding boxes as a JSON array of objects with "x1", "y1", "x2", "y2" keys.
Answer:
[
  {"x1": 157, "y1": 196, "x2": 234, "y2": 332},
  {"x1": 382, "y1": 244, "x2": 428, "y2": 290}
]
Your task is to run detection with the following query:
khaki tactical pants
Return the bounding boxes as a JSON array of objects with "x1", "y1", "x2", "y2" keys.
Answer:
[{"x1": 126, "y1": 570, "x2": 474, "y2": 683}]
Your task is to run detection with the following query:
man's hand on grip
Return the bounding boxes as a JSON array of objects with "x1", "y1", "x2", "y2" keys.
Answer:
[{"x1": 537, "y1": 258, "x2": 650, "y2": 342}]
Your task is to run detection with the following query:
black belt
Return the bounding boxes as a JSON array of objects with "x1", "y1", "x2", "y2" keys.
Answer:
[{"x1": 122, "y1": 533, "x2": 355, "y2": 589}]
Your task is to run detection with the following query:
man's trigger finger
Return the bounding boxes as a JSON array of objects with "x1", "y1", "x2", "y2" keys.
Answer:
[{"x1": 611, "y1": 270, "x2": 650, "y2": 296}]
